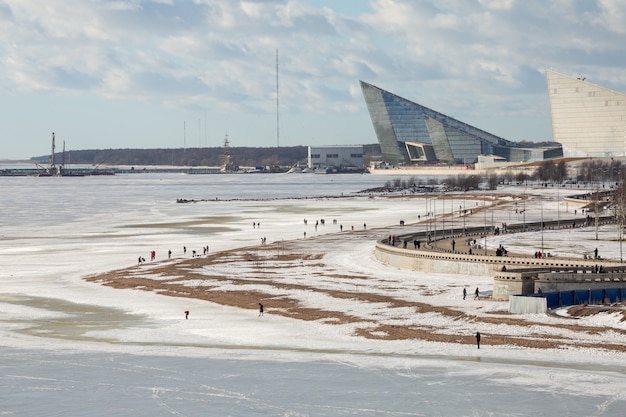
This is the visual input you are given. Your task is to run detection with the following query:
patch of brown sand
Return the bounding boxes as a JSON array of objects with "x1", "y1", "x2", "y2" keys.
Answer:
[{"x1": 86, "y1": 239, "x2": 626, "y2": 353}]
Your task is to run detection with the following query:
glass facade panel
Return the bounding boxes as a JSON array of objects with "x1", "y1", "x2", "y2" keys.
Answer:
[{"x1": 360, "y1": 81, "x2": 553, "y2": 164}]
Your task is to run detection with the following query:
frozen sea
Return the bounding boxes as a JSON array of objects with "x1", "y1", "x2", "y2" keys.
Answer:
[{"x1": 1, "y1": 172, "x2": 625, "y2": 416}]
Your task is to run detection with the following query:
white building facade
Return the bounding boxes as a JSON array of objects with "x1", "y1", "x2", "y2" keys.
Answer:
[
  {"x1": 308, "y1": 145, "x2": 364, "y2": 172},
  {"x1": 546, "y1": 69, "x2": 626, "y2": 157}
]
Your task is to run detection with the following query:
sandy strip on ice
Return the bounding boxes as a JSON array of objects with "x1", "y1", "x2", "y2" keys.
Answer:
[{"x1": 85, "y1": 224, "x2": 626, "y2": 353}]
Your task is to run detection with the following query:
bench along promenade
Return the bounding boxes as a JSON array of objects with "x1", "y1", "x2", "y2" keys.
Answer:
[{"x1": 374, "y1": 215, "x2": 626, "y2": 305}]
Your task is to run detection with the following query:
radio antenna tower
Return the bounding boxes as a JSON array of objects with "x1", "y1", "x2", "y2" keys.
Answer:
[{"x1": 276, "y1": 48, "x2": 280, "y2": 148}]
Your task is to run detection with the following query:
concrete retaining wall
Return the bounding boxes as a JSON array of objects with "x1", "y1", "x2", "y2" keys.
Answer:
[
  {"x1": 535, "y1": 272, "x2": 626, "y2": 293},
  {"x1": 375, "y1": 243, "x2": 492, "y2": 276},
  {"x1": 375, "y1": 242, "x2": 603, "y2": 275},
  {"x1": 375, "y1": 241, "x2": 621, "y2": 301}
]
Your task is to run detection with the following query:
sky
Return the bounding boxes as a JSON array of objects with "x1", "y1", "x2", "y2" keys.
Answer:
[{"x1": 2, "y1": 0, "x2": 626, "y2": 160}]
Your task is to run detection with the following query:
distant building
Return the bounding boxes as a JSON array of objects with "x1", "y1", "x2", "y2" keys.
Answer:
[
  {"x1": 308, "y1": 145, "x2": 364, "y2": 172},
  {"x1": 477, "y1": 154, "x2": 507, "y2": 164},
  {"x1": 546, "y1": 69, "x2": 626, "y2": 157},
  {"x1": 360, "y1": 81, "x2": 562, "y2": 165}
]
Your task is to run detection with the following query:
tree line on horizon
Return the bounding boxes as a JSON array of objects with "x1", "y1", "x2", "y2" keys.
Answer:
[
  {"x1": 382, "y1": 159, "x2": 626, "y2": 192},
  {"x1": 31, "y1": 144, "x2": 382, "y2": 168}
]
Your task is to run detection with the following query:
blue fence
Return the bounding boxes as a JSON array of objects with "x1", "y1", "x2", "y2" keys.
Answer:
[{"x1": 542, "y1": 288, "x2": 626, "y2": 308}]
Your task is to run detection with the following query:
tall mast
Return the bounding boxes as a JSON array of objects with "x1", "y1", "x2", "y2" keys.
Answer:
[
  {"x1": 50, "y1": 132, "x2": 56, "y2": 167},
  {"x1": 276, "y1": 48, "x2": 279, "y2": 148},
  {"x1": 221, "y1": 133, "x2": 232, "y2": 172}
]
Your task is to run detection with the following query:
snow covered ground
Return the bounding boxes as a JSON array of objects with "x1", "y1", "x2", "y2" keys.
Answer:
[{"x1": 1, "y1": 173, "x2": 625, "y2": 416}]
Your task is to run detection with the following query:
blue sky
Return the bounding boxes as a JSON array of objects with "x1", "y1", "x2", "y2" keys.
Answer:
[{"x1": 1, "y1": 0, "x2": 626, "y2": 160}]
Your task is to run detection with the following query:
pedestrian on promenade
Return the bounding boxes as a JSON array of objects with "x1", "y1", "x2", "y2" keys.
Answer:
[
  {"x1": 258, "y1": 303, "x2": 264, "y2": 316},
  {"x1": 475, "y1": 332, "x2": 481, "y2": 349}
]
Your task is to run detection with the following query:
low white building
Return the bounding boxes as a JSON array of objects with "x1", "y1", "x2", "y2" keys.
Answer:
[{"x1": 308, "y1": 145, "x2": 364, "y2": 172}]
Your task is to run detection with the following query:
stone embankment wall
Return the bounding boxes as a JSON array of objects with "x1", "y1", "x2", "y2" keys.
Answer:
[
  {"x1": 374, "y1": 241, "x2": 616, "y2": 300},
  {"x1": 375, "y1": 241, "x2": 601, "y2": 272},
  {"x1": 375, "y1": 242, "x2": 496, "y2": 276}
]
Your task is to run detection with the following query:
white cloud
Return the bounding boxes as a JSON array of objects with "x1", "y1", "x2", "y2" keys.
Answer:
[
  {"x1": 1, "y1": 0, "x2": 626, "y2": 158},
  {"x1": 478, "y1": 0, "x2": 514, "y2": 10},
  {"x1": 591, "y1": 0, "x2": 626, "y2": 34}
]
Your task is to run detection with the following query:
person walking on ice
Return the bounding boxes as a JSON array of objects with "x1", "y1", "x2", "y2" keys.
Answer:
[
  {"x1": 184, "y1": 310, "x2": 189, "y2": 320},
  {"x1": 474, "y1": 287, "x2": 480, "y2": 300},
  {"x1": 463, "y1": 288, "x2": 467, "y2": 300},
  {"x1": 475, "y1": 332, "x2": 481, "y2": 349},
  {"x1": 258, "y1": 303, "x2": 264, "y2": 316}
]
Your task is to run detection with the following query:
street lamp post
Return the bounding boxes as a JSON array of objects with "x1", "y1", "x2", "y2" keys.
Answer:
[
  {"x1": 618, "y1": 169, "x2": 626, "y2": 262},
  {"x1": 619, "y1": 169, "x2": 625, "y2": 262},
  {"x1": 491, "y1": 191, "x2": 495, "y2": 233},
  {"x1": 483, "y1": 199, "x2": 487, "y2": 256},
  {"x1": 434, "y1": 197, "x2": 437, "y2": 247},
  {"x1": 425, "y1": 198, "x2": 430, "y2": 237},
  {"x1": 592, "y1": 168, "x2": 610, "y2": 241},
  {"x1": 557, "y1": 181, "x2": 560, "y2": 229},
  {"x1": 619, "y1": 215, "x2": 624, "y2": 262},
  {"x1": 463, "y1": 197, "x2": 466, "y2": 236},
  {"x1": 451, "y1": 198, "x2": 454, "y2": 237},
  {"x1": 541, "y1": 200, "x2": 543, "y2": 256},
  {"x1": 523, "y1": 191, "x2": 526, "y2": 232},
  {"x1": 594, "y1": 172, "x2": 601, "y2": 241},
  {"x1": 442, "y1": 195, "x2": 445, "y2": 239}
]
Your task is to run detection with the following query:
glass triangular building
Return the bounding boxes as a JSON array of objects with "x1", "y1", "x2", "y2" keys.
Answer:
[{"x1": 361, "y1": 80, "x2": 562, "y2": 165}]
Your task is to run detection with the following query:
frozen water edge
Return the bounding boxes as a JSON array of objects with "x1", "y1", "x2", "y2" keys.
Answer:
[
  {"x1": 4, "y1": 346, "x2": 625, "y2": 417},
  {"x1": 2, "y1": 174, "x2": 626, "y2": 415}
]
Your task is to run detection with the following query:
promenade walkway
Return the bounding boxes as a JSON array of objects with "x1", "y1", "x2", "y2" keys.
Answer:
[{"x1": 387, "y1": 213, "x2": 616, "y2": 263}]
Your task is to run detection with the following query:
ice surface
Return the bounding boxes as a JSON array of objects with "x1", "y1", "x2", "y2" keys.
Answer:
[{"x1": 1, "y1": 174, "x2": 626, "y2": 416}]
